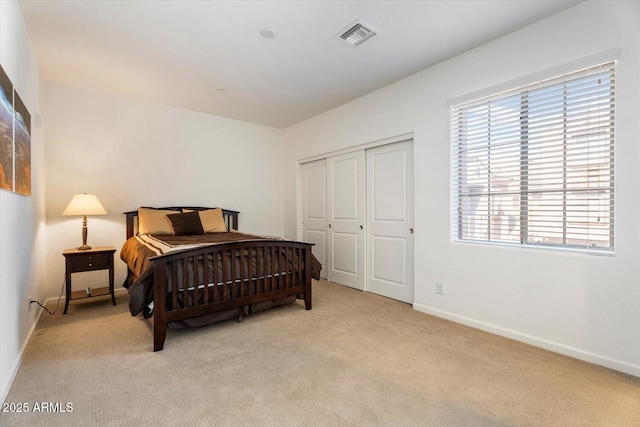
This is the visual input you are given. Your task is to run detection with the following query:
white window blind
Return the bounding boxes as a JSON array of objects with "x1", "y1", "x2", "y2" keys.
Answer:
[{"x1": 451, "y1": 62, "x2": 615, "y2": 253}]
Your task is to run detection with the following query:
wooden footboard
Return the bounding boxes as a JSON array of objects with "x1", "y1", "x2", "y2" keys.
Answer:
[{"x1": 150, "y1": 240, "x2": 313, "y2": 351}]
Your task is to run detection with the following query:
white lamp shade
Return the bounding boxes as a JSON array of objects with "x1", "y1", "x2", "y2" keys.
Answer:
[{"x1": 62, "y1": 193, "x2": 107, "y2": 216}]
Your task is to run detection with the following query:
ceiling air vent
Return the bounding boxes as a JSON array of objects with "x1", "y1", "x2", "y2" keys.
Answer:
[{"x1": 337, "y1": 20, "x2": 378, "y2": 46}]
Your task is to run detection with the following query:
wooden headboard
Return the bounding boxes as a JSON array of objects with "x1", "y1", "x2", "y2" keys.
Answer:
[{"x1": 124, "y1": 207, "x2": 240, "y2": 239}]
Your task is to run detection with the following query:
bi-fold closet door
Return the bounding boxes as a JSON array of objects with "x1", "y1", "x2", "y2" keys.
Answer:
[{"x1": 301, "y1": 140, "x2": 414, "y2": 303}]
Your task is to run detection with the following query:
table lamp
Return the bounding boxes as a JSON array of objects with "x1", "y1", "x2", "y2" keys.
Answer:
[{"x1": 62, "y1": 193, "x2": 107, "y2": 250}]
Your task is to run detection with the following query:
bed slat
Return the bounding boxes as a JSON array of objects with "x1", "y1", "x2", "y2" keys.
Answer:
[{"x1": 171, "y1": 261, "x2": 178, "y2": 311}]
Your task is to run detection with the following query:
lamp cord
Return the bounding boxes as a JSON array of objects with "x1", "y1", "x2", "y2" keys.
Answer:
[{"x1": 30, "y1": 280, "x2": 65, "y2": 315}]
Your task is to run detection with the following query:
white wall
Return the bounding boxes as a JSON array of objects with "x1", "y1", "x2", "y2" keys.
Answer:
[
  {"x1": 283, "y1": 1, "x2": 640, "y2": 376},
  {"x1": 0, "y1": 0, "x2": 45, "y2": 402},
  {"x1": 43, "y1": 83, "x2": 284, "y2": 298}
]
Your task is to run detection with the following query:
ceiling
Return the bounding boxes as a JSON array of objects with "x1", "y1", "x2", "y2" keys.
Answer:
[{"x1": 19, "y1": 0, "x2": 582, "y2": 128}]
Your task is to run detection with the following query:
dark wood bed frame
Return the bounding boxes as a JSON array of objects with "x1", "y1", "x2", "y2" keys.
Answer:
[{"x1": 124, "y1": 207, "x2": 313, "y2": 351}]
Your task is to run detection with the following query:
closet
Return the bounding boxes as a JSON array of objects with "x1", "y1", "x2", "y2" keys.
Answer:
[{"x1": 301, "y1": 140, "x2": 414, "y2": 303}]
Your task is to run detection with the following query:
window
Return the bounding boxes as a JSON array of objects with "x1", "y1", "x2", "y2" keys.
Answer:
[{"x1": 451, "y1": 62, "x2": 615, "y2": 253}]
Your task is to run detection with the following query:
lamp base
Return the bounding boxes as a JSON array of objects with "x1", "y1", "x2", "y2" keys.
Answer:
[{"x1": 78, "y1": 217, "x2": 91, "y2": 251}]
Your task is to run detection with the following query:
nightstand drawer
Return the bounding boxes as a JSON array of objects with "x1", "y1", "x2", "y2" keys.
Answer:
[{"x1": 70, "y1": 254, "x2": 110, "y2": 272}]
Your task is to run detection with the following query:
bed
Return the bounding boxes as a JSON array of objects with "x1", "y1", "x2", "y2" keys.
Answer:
[{"x1": 121, "y1": 206, "x2": 319, "y2": 351}]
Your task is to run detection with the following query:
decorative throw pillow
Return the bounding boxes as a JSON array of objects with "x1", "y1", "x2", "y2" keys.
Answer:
[
  {"x1": 199, "y1": 208, "x2": 227, "y2": 233},
  {"x1": 138, "y1": 208, "x2": 176, "y2": 235},
  {"x1": 167, "y1": 211, "x2": 205, "y2": 235}
]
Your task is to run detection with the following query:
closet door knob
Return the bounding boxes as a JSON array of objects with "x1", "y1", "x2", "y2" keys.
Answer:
[
  {"x1": 409, "y1": 228, "x2": 414, "y2": 234},
  {"x1": 328, "y1": 224, "x2": 332, "y2": 228},
  {"x1": 360, "y1": 225, "x2": 363, "y2": 230}
]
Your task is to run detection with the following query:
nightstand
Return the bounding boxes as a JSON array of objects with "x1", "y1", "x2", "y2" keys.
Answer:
[{"x1": 63, "y1": 246, "x2": 117, "y2": 314}]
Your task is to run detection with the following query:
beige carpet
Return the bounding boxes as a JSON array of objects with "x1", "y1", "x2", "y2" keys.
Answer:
[{"x1": 2, "y1": 280, "x2": 639, "y2": 426}]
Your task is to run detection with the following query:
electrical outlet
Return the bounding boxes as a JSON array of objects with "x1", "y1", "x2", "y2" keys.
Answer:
[{"x1": 436, "y1": 282, "x2": 445, "y2": 295}]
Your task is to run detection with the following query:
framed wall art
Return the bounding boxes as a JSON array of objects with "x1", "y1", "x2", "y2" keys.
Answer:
[
  {"x1": 14, "y1": 91, "x2": 31, "y2": 196},
  {"x1": 0, "y1": 65, "x2": 14, "y2": 192},
  {"x1": 0, "y1": 64, "x2": 31, "y2": 196}
]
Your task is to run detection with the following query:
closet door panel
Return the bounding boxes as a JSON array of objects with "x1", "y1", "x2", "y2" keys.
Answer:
[
  {"x1": 301, "y1": 159, "x2": 327, "y2": 279},
  {"x1": 326, "y1": 151, "x2": 365, "y2": 290},
  {"x1": 366, "y1": 141, "x2": 414, "y2": 303}
]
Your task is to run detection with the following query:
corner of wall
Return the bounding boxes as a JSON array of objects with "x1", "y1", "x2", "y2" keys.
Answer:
[{"x1": 0, "y1": 0, "x2": 45, "y2": 403}]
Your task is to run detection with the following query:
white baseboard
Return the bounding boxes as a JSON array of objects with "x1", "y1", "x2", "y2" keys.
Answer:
[
  {"x1": 1, "y1": 306, "x2": 43, "y2": 403},
  {"x1": 413, "y1": 303, "x2": 640, "y2": 378}
]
